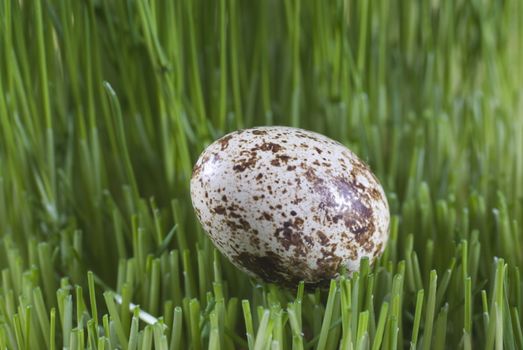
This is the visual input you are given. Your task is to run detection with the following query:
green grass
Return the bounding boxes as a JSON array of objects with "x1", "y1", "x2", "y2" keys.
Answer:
[{"x1": 0, "y1": 0, "x2": 522, "y2": 349}]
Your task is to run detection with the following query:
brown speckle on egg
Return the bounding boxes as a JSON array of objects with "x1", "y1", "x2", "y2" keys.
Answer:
[{"x1": 190, "y1": 126, "x2": 390, "y2": 288}]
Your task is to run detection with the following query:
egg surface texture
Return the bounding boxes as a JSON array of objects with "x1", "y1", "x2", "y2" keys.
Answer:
[{"x1": 190, "y1": 126, "x2": 389, "y2": 287}]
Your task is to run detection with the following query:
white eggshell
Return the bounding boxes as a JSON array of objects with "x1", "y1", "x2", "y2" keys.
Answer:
[{"x1": 190, "y1": 126, "x2": 389, "y2": 287}]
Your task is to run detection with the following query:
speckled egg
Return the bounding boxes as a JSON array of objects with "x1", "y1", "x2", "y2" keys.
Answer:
[{"x1": 190, "y1": 126, "x2": 389, "y2": 288}]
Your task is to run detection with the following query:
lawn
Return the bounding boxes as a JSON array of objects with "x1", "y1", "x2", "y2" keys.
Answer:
[{"x1": 0, "y1": 0, "x2": 522, "y2": 349}]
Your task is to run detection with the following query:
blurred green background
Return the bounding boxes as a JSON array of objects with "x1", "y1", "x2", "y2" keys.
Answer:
[{"x1": 0, "y1": 0, "x2": 522, "y2": 349}]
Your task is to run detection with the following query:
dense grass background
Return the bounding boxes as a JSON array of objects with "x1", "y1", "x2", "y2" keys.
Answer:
[{"x1": 0, "y1": 0, "x2": 522, "y2": 349}]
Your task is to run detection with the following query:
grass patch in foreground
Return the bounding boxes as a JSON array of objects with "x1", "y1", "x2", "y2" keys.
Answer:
[{"x1": 0, "y1": 0, "x2": 522, "y2": 348}]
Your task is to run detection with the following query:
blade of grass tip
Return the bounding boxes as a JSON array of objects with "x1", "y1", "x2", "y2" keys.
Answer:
[
  {"x1": 502, "y1": 286, "x2": 516, "y2": 350},
  {"x1": 24, "y1": 305, "x2": 33, "y2": 350},
  {"x1": 110, "y1": 316, "x2": 120, "y2": 348},
  {"x1": 491, "y1": 302, "x2": 502, "y2": 350},
  {"x1": 12, "y1": 314, "x2": 23, "y2": 349},
  {"x1": 156, "y1": 225, "x2": 177, "y2": 257},
  {"x1": 70, "y1": 329, "x2": 78, "y2": 350},
  {"x1": 197, "y1": 250, "x2": 208, "y2": 303},
  {"x1": 469, "y1": 233, "x2": 481, "y2": 284},
  {"x1": 2, "y1": 282, "x2": 14, "y2": 325},
  {"x1": 153, "y1": 323, "x2": 168, "y2": 350},
  {"x1": 339, "y1": 278, "x2": 352, "y2": 348},
  {"x1": 256, "y1": 307, "x2": 265, "y2": 330},
  {"x1": 170, "y1": 307, "x2": 183, "y2": 350},
  {"x1": 35, "y1": 0, "x2": 55, "y2": 200},
  {"x1": 356, "y1": 311, "x2": 369, "y2": 350},
  {"x1": 149, "y1": 198, "x2": 164, "y2": 247},
  {"x1": 486, "y1": 259, "x2": 506, "y2": 350},
  {"x1": 226, "y1": 296, "x2": 239, "y2": 329},
  {"x1": 165, "y1": 301, "x2": 174, "y2": 336},
  {"x1": 50, "y1": 308, "x2": 56, "y2": 350},
  {"x1": 32, "y1": 288, "x2": 50, "y2": 346},
  {"x1": 13, "y1": 314, "x2": 24, "y2": 350},
  {"x1": 142, "y1": 325, "x2": 153, "y2": 350},
  {"x1": 183, "y1": 250, "x2": 197, "y2": 301},
  {"x1": 127, "y1": 315, "x2": 139, "y2": 350},
  {"x1": 97, "y1": 336, "x2": 106, "y2": 350},
  {"x1": 461, "y1": 240, "x2": 469, "y2": 282},
  {"x1": 316, "y1": 280, "x2": 337, "y2": 350},
  {"x1": 189, "y1": 299, "x2": 202, "y2": 350},
  {"x1": 103, "y1": 292, "x2": 128, "y2": 350},
  {"x1": 6, "y1": 247, "x2": 22, "y2": 296},
  {"x1": 120, "y1": 284, "x2": 132, "y2": 335},
  {"x1": 391, "y1": 266, "x2": 405, "y2": 349},
  {"x1": 102, "y1": 82, "x2": 138, "y2": 196},
  {"x1": 148, "y1": 258, "x2": 160, "y2": 316},
  {"x1": 263, "y1": 285, "x2": 280, "y2": 314},
  {"x1": 288, "y1": 303, "x2": 304, "y2": 350},
  {"x1": 421, "y1": 270, "x2": 437, "y2": 350},
  {"x1": 87, "y1": 320, "x2": 97, "y2": 350},
  {"x1": 272, "y1": 309, "x2": 283, "y2": 349},
  {"x1": 120, "y1": 261, "x2": 132, "y2": 296},
  {"x1": 72, "y1": 230, "x2": 83, "y2": 282},
  {"x1": 339, "y1": 327, "x2": 352, "y2": 350},
  {"x1": 117, "y1": 260, "x2": 128, "y2": 295},
  {"x1": 79, "y1": 329, "x2": 86, "y2": 350},
  {"x1": 371, "y1": 301, "x2": 389, "y2": 350},
  {"x1": 38, "y1": 242, "x2": 57, "y2": 307},
  {"x1": 76, "y1": 328, "x2": 85, "y2": 350},
  {"x1": 423, "y1": 240, "x2": 434, "y2": 281},
  {"x1": 182, "y1": 298, "x2": 191, "y2": 339},
  {"x1": 242, "y1": 300, "x2": 255, "y2": 350},
  {"x1": 211, "y1": 284, "x2": 225, "y2": 349},
  {"x1": 433, "y1": 304, "x2": 448, "y2": 350},
  {"x1": 463, "y1": 277, "x2": 472, "y2": 350},
  {"x1": 296, "y1": 281, "x2": 304, "y2": 328},
  {"x1": 410, "y1": 289, "x2": 424, "y2": 350},
  {"x1": 351, "y1": 273, "x2": 360, "y2": 342},
  {"x1": 0, "y1": 327, "x2": 8, "y2": 350},
  {"x1": 213, "y1": 249, "x2": 223, "y2": 285},
  {"x1": 224, "y1": 326, "x2": 249, "y2": 350},
  {"x1": 496, "y1": 265, "x2": 507, "y2": 350},
  {"x1": 482, "y1": 290, "x2": 490, "y2": 336},
  {"x1": 33, "y1": 305, "x2": 45, "y2": 350},
  {"x1": 76, "y1": 286, "x2": 86, "y2": 329},
  {"x1": 169, "y1": 250, "x2": 182, "y2": 307},
  {"x1": 209, "y1": 311, "x2": 220, "y2": 350},
  {"x1": 511, "y1": 308, "x2": 523, "y2": 349},
  {"x1": 57, "y1": 289, "x2": 73, "y2": 349},
  {"x1": 365, "y1": 274, "x2": 376, "y2": 339},
  {"x1": 209, "y1": 328, "x2": 220, "y2": 350},
  {"x1": 359, "y1": 258, "x2": 370, "y2": 303},
  {"x1": 435, "y1": 259, "x2": 455, "y2": 310},
  {"x1": 325, "y1": 289, "x2": 342, "y2": 350},
  {"x1": 514, "y1": 267, "x2": 522, "y2": 320},
  {"x1": 388, "y1": 315, "x2": 398, "y2": 350},
  {"x1": 412, "y1": 252, "x2": 424, "y2": 292},
  {"x1": 253, "y1": 310, "x2": 271, "y2": 350},
  {"x1": 130, "y1": 218, "x2": 142, "y2": 279}
]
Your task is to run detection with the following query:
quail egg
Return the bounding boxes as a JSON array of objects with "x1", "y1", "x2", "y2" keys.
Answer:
[{"x1": 190, "y1": 126, "x2": 389, "y2": 287}]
